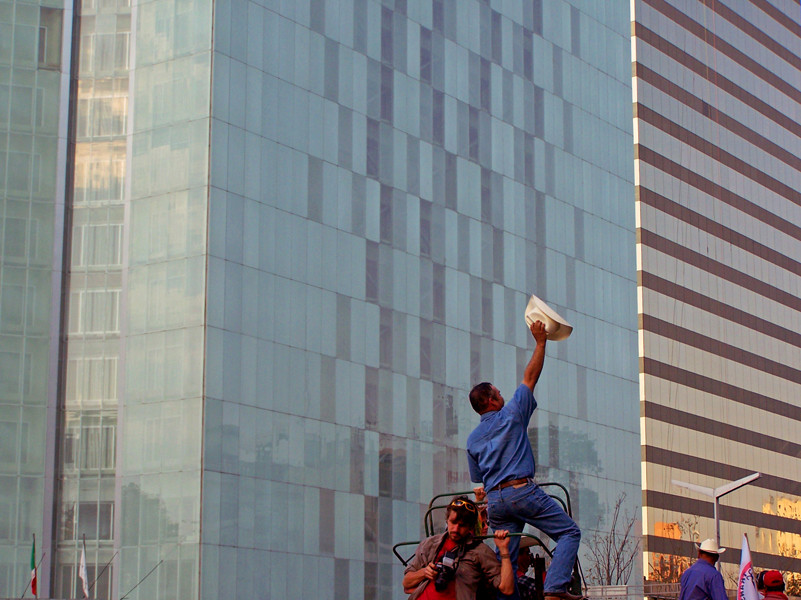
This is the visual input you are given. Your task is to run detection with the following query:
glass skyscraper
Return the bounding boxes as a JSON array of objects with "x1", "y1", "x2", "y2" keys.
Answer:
[{"x1": 3, "y1": 1, "x2": 641, "y2": 598}]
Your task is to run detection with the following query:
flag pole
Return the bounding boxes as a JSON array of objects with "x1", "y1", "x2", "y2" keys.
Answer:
[
  {"x1": 88, "y1": 549, "x2": 119, "y2": 594},
  {"x1": 119, "y1": 559, "x2": 164, "y2": 600}
]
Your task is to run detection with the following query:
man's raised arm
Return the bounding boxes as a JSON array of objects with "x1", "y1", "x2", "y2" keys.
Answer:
[{"x1": 522, "y1": 320, "x2": 548, "y2": 391}]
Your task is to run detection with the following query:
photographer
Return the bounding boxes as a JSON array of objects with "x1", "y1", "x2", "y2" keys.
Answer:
[{"x1": 402, "y1": 496, "x2": 515, "y2": 599}]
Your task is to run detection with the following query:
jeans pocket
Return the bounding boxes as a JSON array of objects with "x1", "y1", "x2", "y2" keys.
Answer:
[{"x1": 506, "y1": 483, "x2": 535, "y2": 508}]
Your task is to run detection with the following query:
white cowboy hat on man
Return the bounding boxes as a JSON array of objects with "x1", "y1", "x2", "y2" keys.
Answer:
[
  {"x1": 524, "y1": 294, "x2": 573, "y2": 341},
  {"x1": 696, "y1": 538, "x2": 726, "y2": 554}
]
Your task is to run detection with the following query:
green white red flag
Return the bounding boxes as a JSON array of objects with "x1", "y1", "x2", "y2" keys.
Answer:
[{"x1": 30, "y1": 535, "x2": 37, "y2": 598}]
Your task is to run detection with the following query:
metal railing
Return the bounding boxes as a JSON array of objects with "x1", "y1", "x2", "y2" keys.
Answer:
[
  {"x1": 585, "y1": 584, "x2": 649, "y2": 600},
  {"x1": 394, "y1": 483, "x2": 584, "y2": 597}
]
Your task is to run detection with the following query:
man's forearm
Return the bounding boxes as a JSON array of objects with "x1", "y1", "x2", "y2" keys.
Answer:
[
  {"x1": 402, "y1": 567, "x2": 428, "y2": 592},
  {"x1": 522, "y1": 339, "x2": 546, "y2": 390},
  {"x1": 498, "y1": 554, "x2": 514, "y2": 595}
]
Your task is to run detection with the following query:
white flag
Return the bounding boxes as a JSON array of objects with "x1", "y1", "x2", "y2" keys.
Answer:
[
  {"x1": 738, "y1": 534, "x2": 760, "y2": 600},
  {"x1": 79, "y1": 544, "x2": 89, "y2": 599}
]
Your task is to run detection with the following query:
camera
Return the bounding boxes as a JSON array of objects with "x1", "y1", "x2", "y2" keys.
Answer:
[{"x1": 434, "y1": 549, "x2": 459, "y2": 591}]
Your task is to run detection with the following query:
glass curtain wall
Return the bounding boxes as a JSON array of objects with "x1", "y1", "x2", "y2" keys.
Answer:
[
  {"x1": 53, "y1": 0, "x2": 129, "y2": 595},
  {"x1": 0, "y1": 0, "x2": 65, "y2": 591},
  {"x1": 201, "y1": 1, "x2": 638, "y2": 598},
  {"x1": 116, "y1": 0, "x2": 212, "y2": 594}
]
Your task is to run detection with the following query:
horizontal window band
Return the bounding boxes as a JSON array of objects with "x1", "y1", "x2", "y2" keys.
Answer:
[
  {"x1": 639, "y1": 271, "x2": 801, "y2": 349},
  {"x1": 633, "y1": 23, "x2": 801, "y2": 139},
  {"x1": 643, "y1": 402, "x2": 801, "y2": 461},
  {"x1": 681, "y1": 0, "x2": 801, "y2": 71},
  {"x1": 637, "y1": 228, "x2": 801, "y2": 313},
  {"x1": 640, "y1": 357, "x2": 801, "y2": 423},
  {"x1": 639, "y1": 0, "x2": 801, "y2": 104},
  {"x1": 641, "y1": 312, "x2": 801, "y2": 384},
  {"x1": 644, "y1": 489, "x2": 801, "y2": 538},
  {"x1": 749, "y1": 0, "x2": 801, "y2": 36},
  {"x1": 643, "y1": 534, "x2": 801, "y2": 573},
  {"x1": 635, "y1": 103, "x2": 801, "y2": 207},
  {"x1": 635, "y1": 64, "x2": 801, "y2": 173},
  {"x1": 643, "y1": 448, "x2": 801, "y2": 499},
  {"x1": 638, "y1": 186, "x2": 801, "y2": 275},
  {"x1": 635, "y1": 145, "x2": 801, "y2": 241}
]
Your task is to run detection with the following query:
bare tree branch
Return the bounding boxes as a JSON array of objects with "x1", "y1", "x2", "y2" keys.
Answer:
[{"x1": 585, "y1": 493, "x2": 641, "y2": 586}]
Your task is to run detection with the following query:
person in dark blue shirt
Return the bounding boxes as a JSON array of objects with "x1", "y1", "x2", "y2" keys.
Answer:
[
  {"x1": 467, "y1": 321, "x2": 582, "y2": 600},
  {"x1": 678, "y1": 539, "x2": 728, "y2": 600}
]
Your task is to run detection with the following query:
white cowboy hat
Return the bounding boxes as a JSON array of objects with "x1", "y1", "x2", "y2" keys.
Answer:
[
  {"x1": 696, "y1": 538, "x2": 726, "y2": 554},
  {"x1": 524, "y1": 294, "x2": 573, "y2": 341}
]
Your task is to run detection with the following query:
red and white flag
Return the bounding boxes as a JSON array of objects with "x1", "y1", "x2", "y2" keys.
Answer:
[
  {"x1": 738, "y1": 534, "x2": 760, "y2": 600},
  {"x1": 30, "y1": 535, "x2": 37, "y2": 598}
]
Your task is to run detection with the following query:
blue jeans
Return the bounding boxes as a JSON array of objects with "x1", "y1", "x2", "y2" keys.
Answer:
[{"x1": 487, "y1": 481, "x2": 581, "y2": 598}]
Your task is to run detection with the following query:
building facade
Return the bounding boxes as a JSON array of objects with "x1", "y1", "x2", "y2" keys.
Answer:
[
  {"x1": 633, "y1": 0, "x2": 801, "y2": 584},
  {"x1": 0, "y1": 0, "x2": 70, "y2": 591},
  {"x1": 0, "y1": 1, "x2": 641, "y2": 599}
]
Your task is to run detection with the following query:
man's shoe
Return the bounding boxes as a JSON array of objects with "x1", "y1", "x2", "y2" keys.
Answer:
[{"x1": 544, "y1": 591, "x2": 586, "y2": 600}]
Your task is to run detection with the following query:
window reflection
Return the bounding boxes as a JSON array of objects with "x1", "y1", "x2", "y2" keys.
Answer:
[
  {"x1": 63, "y1": 421, "x2": 116, "y2": 471},
  {"x1": 73, "y1": 143, "x2": 126, "y2": 203},
  {"x1": 37, "y1": 7, "x2": 62, "y2": 70},
  {"x1": 71, "y1": 223, "x2": 123, "y2": 268},
  {"x1": 55, "y1": 0, "x2": 130, "y2": 593}
]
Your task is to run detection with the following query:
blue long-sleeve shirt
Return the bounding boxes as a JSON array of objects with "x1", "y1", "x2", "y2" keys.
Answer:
[
  {"x1": 679, "y1": 559, "x2": 728, "y2": 600},
  {"x1": 466, "y1": 384, "x2": 537, "y2": 491}
]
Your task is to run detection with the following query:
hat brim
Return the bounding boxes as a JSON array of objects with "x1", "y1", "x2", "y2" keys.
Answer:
[
  {"x1": 696, "y1": 542, "x2": 726, "y2": 554},
  {"x1": 525, "y1": 295, "x2": 573, "y2": 341}
]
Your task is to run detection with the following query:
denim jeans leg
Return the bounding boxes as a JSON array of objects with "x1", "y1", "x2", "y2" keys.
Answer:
[
  {"x1": 522, "y1": 486, "x2": 581, "y2": 593},
  {"x1": 487, "y1": 488, "x2": 524, "y2": 600},
  {"x1": 489, "y1": 484, "x2": 581, "y2": 594}
]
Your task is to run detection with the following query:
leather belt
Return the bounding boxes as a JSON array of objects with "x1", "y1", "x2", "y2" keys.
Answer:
[{"x1": 489, "y1": 477, "x2": 530, "y2": 492}]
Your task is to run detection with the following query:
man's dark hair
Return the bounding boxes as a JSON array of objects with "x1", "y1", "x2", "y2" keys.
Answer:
[
  {"x1": 469, "y1": 382, "x2": 493, "y2": 413},
  {"x1": 699, "y1": 550, "x2": 720, "y2": 563},
  {"x1": 446, "y1": 495, "x2": 478, "y2": 529}
]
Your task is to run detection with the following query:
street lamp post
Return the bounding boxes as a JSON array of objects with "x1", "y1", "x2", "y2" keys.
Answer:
[{"x1": 672, "y1": 473, "x2": 761, "y2": 567}]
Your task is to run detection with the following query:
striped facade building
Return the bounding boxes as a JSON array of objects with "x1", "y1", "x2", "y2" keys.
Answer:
[{"x1": 633, "y1": 0, "x2": 801, "y2": 582}]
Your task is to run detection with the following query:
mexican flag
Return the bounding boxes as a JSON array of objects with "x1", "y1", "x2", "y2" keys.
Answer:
[{"x1": 30, "y1": 536, "x2": 37, "y2": 597}]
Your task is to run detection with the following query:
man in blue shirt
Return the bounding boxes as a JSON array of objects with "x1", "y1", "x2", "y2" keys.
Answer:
[
  {"x1": 678, "y1": 539, "x2": 728, "y2": 600},
  {"x1": 467, "y1": 321, "x2": 582, "y2": 600}
]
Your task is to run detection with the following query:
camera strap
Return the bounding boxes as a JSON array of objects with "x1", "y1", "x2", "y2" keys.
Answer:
[{"x1": 434, "y1": 534, "x2": 475, "y2": 572}]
